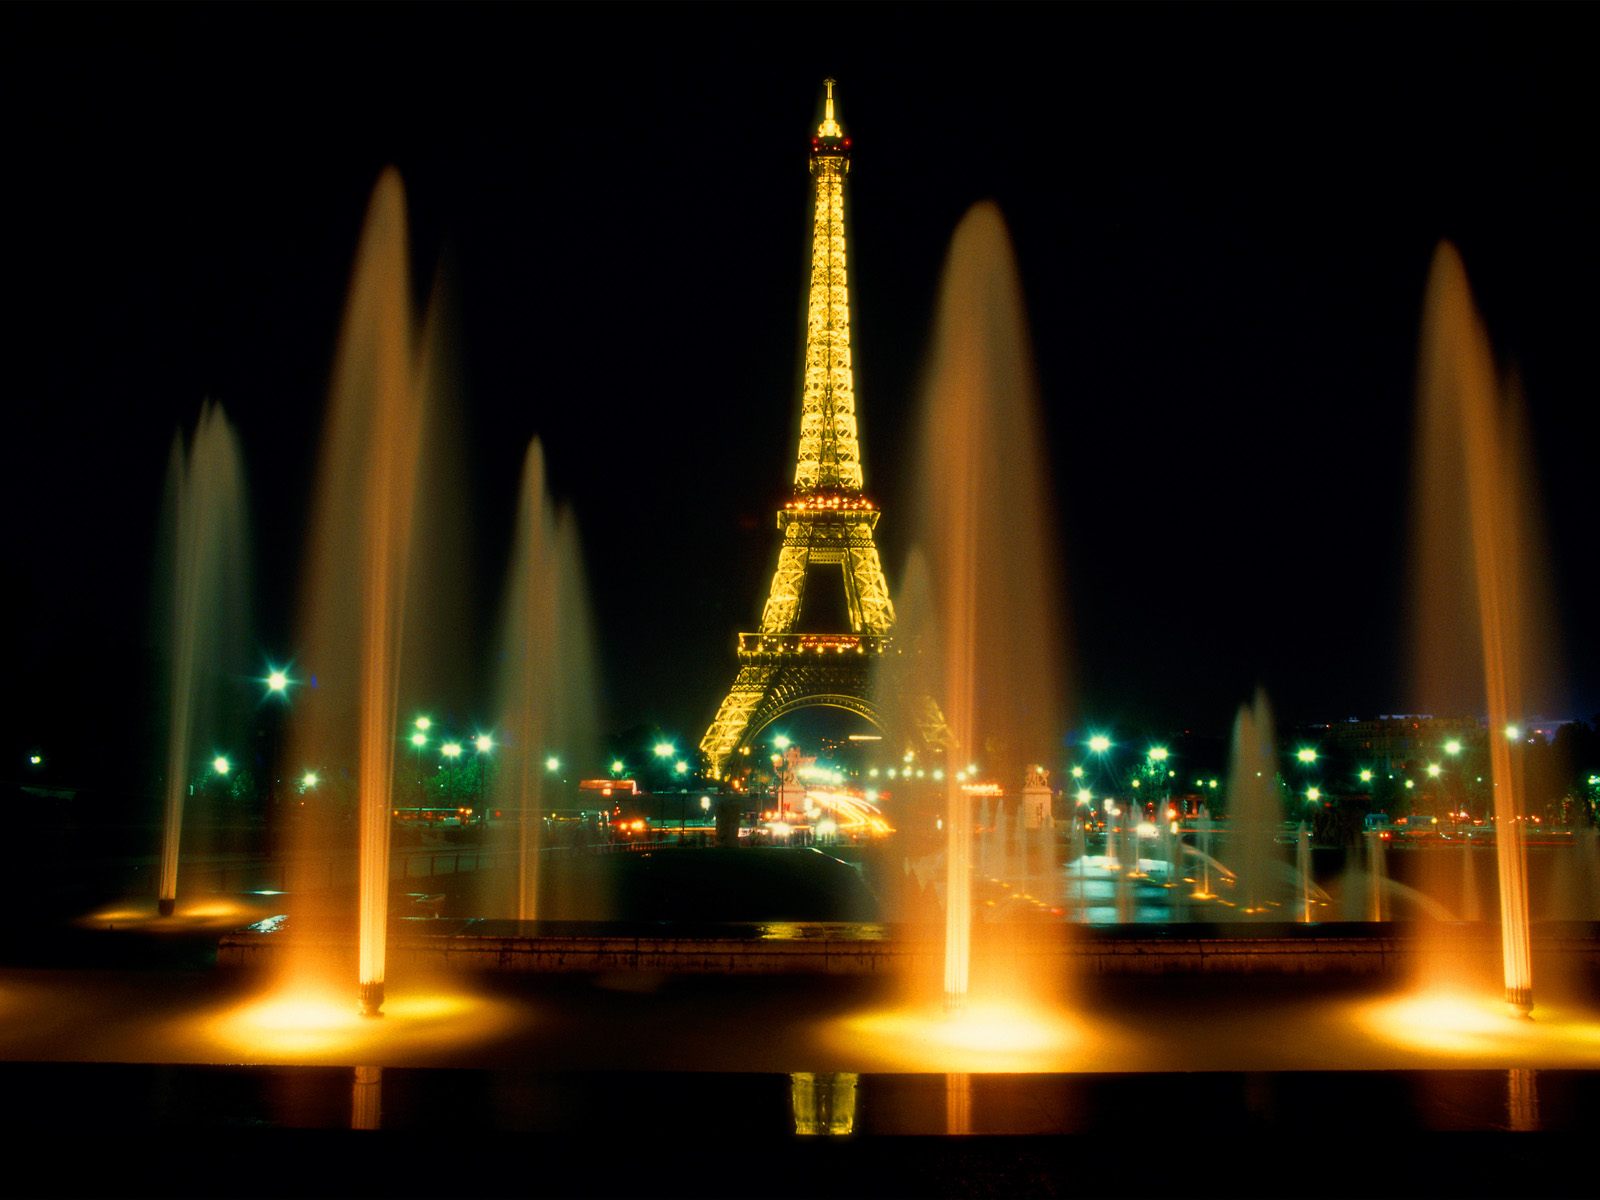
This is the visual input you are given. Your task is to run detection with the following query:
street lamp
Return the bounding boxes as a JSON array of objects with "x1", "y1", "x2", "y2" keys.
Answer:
[
  {"x1": 773, "y1": 734, "x2": 790, "y2": 750},
  {"x1": 1444, "y1": 739, "x2": 1463, "y2": 756},
  {"x1": 409, "y1": 728, "x2": 427, "y2": 811},
  {"x1": 653, "y1": 741, "x2": 675, "y2": 759},
  {"x1": 473, "y1": 735, "x2": 493, "y2": 816},
  {"x1": 442, "y1": 742, "x2": 462, "y2": 760},
  {"x1": 1088, "y1": 735, "x2": 1111, "y2": 754},
  {"x1": 545, "y1": 755, "x2": 561, "y2": 773},
  {"x1": 301, "y1": 770, "x2": 319, "y2": 790},
  {"x1": 1296, "y1": 748, "x2": 1318, "y2": 765},
  {"x1": 265, "y1": 668, "x2": 290, "y2": 695},
  {"x1": 212, "y1": 755, "x2": 230, "y2": 776}
]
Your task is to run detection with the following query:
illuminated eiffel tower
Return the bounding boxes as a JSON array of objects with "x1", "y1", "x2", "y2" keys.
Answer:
[{"x1": 702, "y1": 81, "x2": 944, "y2": 773}]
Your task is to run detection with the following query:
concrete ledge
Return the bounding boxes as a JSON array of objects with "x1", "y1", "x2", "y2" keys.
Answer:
[{"x1": 217, "y1": 920, "x2": 1600, "y2": 977}]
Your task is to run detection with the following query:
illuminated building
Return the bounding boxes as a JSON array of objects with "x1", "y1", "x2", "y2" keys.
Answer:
[{"x1": 702, "y1": 81, "x2": 948, "y2": 771}]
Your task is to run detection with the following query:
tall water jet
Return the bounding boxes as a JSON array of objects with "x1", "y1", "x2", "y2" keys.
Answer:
[
  {"x1": 1297, "y1": 822, "x2": 1314, "y2": 923},
  {"x1": 493, "y1": 440, "x2": 558, "y2": 921},
  {"x1": 1365, "y1": 830, "x2": 1389, "y2": 921},
  {"x1": 288, "y1": 169, "x2": 426, "y2": 1016},
  {"x1": 915, "y1": 202, "x2": 1068, "y2": 1008},
  {"x1": 1225, "y1": 691, "x2": 1281, "y2": 915},
  {"x1": 1413, "y1": 243, "x2": 1561, "y2": 1016},
  {"x1": 156, "y1": 402, "x2": 249, "y2": 915}
]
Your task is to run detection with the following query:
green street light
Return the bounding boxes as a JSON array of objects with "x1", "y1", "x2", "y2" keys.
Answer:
[
  {"x1": 265, "y1": 668, "x2": 290, "y2": 694},
  {"x1": 1426, "y1": 763, "x2": 1442, "y2": 779},
  {"x1": 1405, "y1": 779, "x2": 1416, "y2": 790},
  {"x1": 442, "y1": 742, "x2": 463, "y2": 760},
  {"x1": 653, "y1": 741, "x2": 675, "y2": 759},
  {"x1": 674, "y1": 761, "x2": 689, "y2": 776},
  {"x1": 1504, "y1": 724, "x2": 1521, "y2": 740},
  {"x1": 545, "y1": 756, "x2": 561, "y2": 773},
  {"x1": 414, "y1": 716, "x2": 432, "y2": 732},
  {"x1": 410, "y1": 731, "x2": 427, "y2": 748},
  {"x1": 1296, "y1": 748, "x2": 1318, "y2": 765},
  {"x1": 212, "y1": 755, "x2": 231, "y2": 776},
  {"x1": 1076, "y1": 788, "x2": 1092, "y2": 805},
  {"x1": 610, "y1": 759, "x2": 625, "y2": 775},
  {"x1": 1306, "y1": 787, "x2": 1321, "y2": 803},
  {"x1": 773, "y1": 734, "x2": 791, "y2": 750},
  {"x1": 475, "y1": 734, "x2": 493, "y2": 754},
  {"x1": 29, "y1": 754, "x2": 43, "y2": 766},
  {"x1": 1148, "y1": 746, "x2": 1169, "y2": 763},
  {"x1": 1444, "y1": 739, "x2": 1463, "y2": 756},
  {"x1": 1070, "y1": 766, "x2": 1085, "y2": 779},
  {"x1": 302, "y1": 771, "x2": 319, "y2": 789},
  {"x1": 1359, "y1": 769, "x2": 1374, "y2": 783},
  {"x1": 1088, "y1": 735, "x2": 1112, "y2": 754}
]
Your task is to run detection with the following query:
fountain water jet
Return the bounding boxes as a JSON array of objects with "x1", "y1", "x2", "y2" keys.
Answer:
[
  {"x1": 1413, "y1": 243, "x2": 1562, "y2": 1017},
  {"x1": 287, "y1": 169, "x2": 427, "y2": 1016},
  {"x1": 1226, "y1": 691, "x2": 1282, "y2": 915},
  {"x1": 484, "y1": 445, "x2": 605, "y2": 921},
  {"x1": 156, "y1": 402, "x2": 249, "y2": 916},
  {"x1": 914, "y1": 202, "x2": 1068, "y2": 1009}
]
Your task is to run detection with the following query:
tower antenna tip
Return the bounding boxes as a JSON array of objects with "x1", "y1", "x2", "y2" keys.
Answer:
[{"x1": 818, "y1": 79, "x2": 842, "y2": 138}]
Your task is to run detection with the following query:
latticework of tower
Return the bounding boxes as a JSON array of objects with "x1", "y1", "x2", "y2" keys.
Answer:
[{"x1": 700, "y1": 82, "x2": 913, "y2": 773}]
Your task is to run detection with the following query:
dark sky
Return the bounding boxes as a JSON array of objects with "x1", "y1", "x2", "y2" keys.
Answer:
[{"x1": 6, "y1": 3, "x2": 1597, "y2": 785}]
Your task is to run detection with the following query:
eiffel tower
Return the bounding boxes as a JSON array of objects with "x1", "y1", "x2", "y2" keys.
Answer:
[{"x1": 701, "y1": 81, "x2": 944, "y2": 774}]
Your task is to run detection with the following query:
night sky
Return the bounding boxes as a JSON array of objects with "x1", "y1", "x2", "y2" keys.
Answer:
[{"x1": 6, "y1": 3, "x2": 1597, "y2": 788}]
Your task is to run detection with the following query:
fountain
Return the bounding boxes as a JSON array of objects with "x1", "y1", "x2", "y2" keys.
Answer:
[
  {"x1": 1413, "y1": 241, "x2": 1560, "y2": 1017},
  {"x1": 1224, "y1": 690, "x2": 1282, "y2": 915},
  {"x1": 157, "y1": 402, "x2": 250, "y2": 916},
  {"x1": 1297, "y1": 822, "x2": 1313, "y2": 923},
  {"x1": 486, "y1": 443, "x2": 604, "y2": 920},
  {"x1": 286, "y1": 168, "x2": 428, "y2": 1017},
  {"x1": 913, "y1": 201, "x2": 1068, "y2": 1010}
]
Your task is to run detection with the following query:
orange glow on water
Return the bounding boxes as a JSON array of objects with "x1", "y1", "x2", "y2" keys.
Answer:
[
  {"x1": 1351, "y1": 990, "x2": 1600, "y2": 1064},
  {"x1": 826, "y1": 1001, "x2": 1092, "y2": 1073},
  {"x1": 80, "y1": 898, "x2": 268, "y2": 930},
  {"x1": 200, "y1": 984, "x2": 513, "y2": 1063}
]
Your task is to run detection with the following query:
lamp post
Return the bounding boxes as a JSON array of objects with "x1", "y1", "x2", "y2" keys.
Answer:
[
  {"x1": 410, "y1": 725, "x2": 428, "y2": 814},
  {"x1": 474, "y1": 734, "x2": 492, "y2": 821}
]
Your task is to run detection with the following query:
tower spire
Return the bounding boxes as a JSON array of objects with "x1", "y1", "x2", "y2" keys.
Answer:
[{"x1": 818, "y1": 78, "x2": 842, "y2": 138}]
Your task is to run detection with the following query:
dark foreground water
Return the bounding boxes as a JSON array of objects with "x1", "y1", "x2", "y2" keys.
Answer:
[{"x1": 2, "y1": 1061, "x2": 1594, "y2": 1198}]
